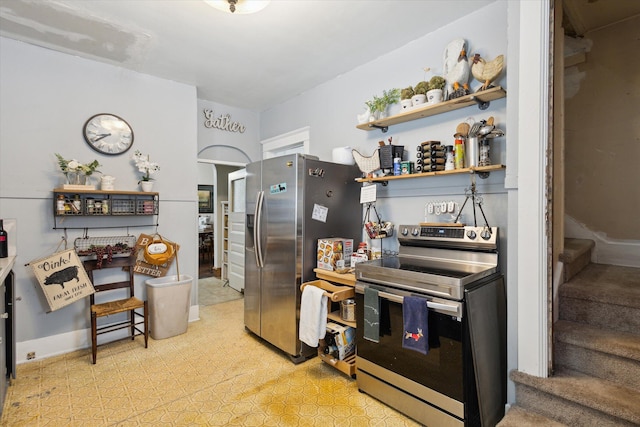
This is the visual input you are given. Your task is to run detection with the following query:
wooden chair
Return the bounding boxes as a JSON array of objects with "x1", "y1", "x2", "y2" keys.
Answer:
[
  {"x1": 199, "y1": 234, "x2": 213, "y2": 263},
  {"x1": 83, "y1": 255, "x2": 148, "y2": 364}
]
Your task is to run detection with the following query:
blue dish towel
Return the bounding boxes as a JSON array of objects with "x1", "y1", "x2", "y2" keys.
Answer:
[
  {"x1": 363, "y1": 287, "x2": 380, "y2": 343},
  {"x1": 402, "y1": 295, "x2": 429, "y2": 354}
]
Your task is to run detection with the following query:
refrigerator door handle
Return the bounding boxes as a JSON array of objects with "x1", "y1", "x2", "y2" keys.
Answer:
[{"x1": 255, "y1": 190, "x2": 265, "y2": 268}]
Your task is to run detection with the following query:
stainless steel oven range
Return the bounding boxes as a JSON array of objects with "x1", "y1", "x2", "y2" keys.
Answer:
[{"x1": 355, "y1": 225, "x2": 506, "y2": 427}]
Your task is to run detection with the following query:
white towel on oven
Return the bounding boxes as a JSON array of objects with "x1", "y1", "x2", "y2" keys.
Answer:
[{"x1": 299, "y1": 285, "x2": 328, "y2": 347}]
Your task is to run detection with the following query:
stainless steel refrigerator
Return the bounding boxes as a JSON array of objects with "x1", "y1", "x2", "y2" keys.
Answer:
[{"x1": 244, "y1": 154, "x2": 361, "y2": 362}]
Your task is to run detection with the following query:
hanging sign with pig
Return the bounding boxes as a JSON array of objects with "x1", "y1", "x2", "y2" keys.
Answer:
[{"x1": 29, "y1": 249, "x2": 95, "y2": 312}]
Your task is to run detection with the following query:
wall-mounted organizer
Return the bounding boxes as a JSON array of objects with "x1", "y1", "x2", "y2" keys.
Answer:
[{"x1": 52, "y1": 188, "x2": 159, "y2": 230}]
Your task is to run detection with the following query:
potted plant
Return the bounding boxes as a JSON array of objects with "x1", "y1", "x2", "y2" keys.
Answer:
[
  {"x1": 427, "y1": 76, "x2": 446, "y2": 104},
  {"x1": 381, "y1": 88, "x2": 401, "y2": 117},
  {"x1": 364, "y1": 88, "x2": 400, "y2": 121},
  {"x1": 412, "y1": 81, "x2": 429, "y2": 106},
  {"x1": 131, "y1": 150, "x2": 160, "y2": 192},
  {"x1": 56, "y1": 153, "x2": 101, "y2": 187},
  {"x1": 400, "y1": 86, "x2": 414, "y2": 110}
]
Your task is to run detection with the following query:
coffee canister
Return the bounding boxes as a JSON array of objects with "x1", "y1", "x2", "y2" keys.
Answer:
[{"x1": 340, "y1": 299, "x2": 356, "y2": 321}]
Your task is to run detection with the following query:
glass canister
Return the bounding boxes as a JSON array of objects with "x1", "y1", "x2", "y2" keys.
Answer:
[
  {"x1": 444, "y1": 145, "x2": 455, "y2": 170},
  {"x1": 479, "y1": 138, "x2": 491, "y2": 166}
]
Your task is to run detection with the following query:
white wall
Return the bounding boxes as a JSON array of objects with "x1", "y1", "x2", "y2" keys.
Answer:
[
  {"x1": 0, "y1": 1, "x2": 552, "y2": 405},
  {"x1": 0, "y1": 37, "x2": 198, "y2": 361},
  {"x1": 259, "y1": 1, "x2": 510, "y2": 258},
  {"x1": 259, "y1": 1, "x2": 543, "y2": 404},
  {"x1": 196, "y1": 99, "x2": 261, "y2": 163}
]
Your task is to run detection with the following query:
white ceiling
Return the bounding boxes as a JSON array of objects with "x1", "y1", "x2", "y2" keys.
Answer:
[{"x1": 0, "y1": 0, "x2": 495, "y2": 111}]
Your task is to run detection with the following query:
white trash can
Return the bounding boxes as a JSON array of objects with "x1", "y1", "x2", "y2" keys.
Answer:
[{"x1": 145, "y1": 275, "x2": 193, "y2": 340}]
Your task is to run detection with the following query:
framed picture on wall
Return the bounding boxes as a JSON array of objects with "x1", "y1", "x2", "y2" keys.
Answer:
[{"x1": 198, "y1": 185, "x2": 214, "y2": 213}]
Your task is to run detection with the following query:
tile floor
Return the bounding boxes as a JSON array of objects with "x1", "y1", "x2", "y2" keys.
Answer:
[
  {"x1": 1, "y1": 298, "x2": 419, "y2": 426},
  {"x1": 198, "y1": 277, "x2": 242, "y2": 306}
]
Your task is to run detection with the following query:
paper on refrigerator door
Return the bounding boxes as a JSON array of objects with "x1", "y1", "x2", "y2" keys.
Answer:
[{"x1": 312, "y1": 204, "x2": 328, "y2": 222}]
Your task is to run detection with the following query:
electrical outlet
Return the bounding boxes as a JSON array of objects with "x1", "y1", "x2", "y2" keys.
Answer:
[{"x1": 27, "y1": 352, "x2": 35, "y2": 360}]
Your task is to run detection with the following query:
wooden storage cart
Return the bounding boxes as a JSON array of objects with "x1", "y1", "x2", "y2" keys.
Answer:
[{"x1": 301, "y1": 279, "x2": 356, "y2": 377}]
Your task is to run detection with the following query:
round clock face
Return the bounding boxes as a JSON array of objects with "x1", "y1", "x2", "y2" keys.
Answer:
[{"x1": 83, "y1": 113, "x2": 134, "y2": 155}]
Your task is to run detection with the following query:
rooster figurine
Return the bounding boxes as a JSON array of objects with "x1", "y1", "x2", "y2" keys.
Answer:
[
  {"x1": 471, "y1": 54, "x2": 504, "y2": 91},
  {"x1": 443, "y1": 38, "x2": 471, "y2": 100}
]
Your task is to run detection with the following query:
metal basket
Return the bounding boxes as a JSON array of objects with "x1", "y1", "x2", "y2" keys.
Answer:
[
  {"x1": 352, "y1": 149, "x2": 380, "y2": 174},
  {"x1": 74, "y1": 235, "x2": 137, "y2": 257}
]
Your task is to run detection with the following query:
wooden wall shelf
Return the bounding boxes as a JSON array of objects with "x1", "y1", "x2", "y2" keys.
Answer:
[
  {"x1": 356, "y1": 164, "x2": 505, "y2": 183},
  {"x1": 356, "y1": 86, "x2": 506, "y2": 133}
]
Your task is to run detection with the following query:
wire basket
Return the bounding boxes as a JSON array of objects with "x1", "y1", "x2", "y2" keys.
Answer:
[
  {"x1": 74, "y1": 235, "x2": 137, "y2": 257},
  {"x1": 352, "y1": 149, "x2": 380, "y2": 175}
]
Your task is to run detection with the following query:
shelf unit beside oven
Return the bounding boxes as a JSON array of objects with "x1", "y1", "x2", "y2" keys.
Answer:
[{"x1": 305, "y1": 271, "x2": 357, "y2": 377}]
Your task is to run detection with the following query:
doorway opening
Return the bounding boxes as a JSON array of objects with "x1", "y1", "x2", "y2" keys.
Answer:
[{"x1": 197, "y1": 159, "x2": 244, "y2": 305}]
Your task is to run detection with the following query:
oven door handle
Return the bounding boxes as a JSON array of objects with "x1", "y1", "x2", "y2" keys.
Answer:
[{"x1": 368, "y1": 288, "x2": 461, "y2": 316}]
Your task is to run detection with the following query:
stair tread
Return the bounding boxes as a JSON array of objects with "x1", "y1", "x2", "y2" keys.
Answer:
[
  {"x1": 497, "y1": 405, "x2": 568, "y2": 427},
  {"x1": 555, "y1": 320, "x2": 640, "y2": 361},
  {"x1": 511, "y1": 370, "x2": 640, "y2": 424},
  {"x1": 559, "y1": 238, "x2": 594, "y2": 263},
  {"x1": 560, "y1": 263, "x2": 640, "y2": 309}
]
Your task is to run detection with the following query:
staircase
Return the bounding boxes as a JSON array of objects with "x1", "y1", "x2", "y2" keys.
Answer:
[{"x1": 498, "y1": 239, "x2": 640, "y2": 426}]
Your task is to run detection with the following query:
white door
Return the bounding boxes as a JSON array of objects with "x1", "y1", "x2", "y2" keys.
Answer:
[{"x1": 228, "y1": 169, "x2": 246, "y2": 292}]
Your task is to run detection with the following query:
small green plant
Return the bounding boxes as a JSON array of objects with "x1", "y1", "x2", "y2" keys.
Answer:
[
  {"x1": 365, "y1": 88, "x2": 400, "y2": 113},
  {"x1": 414, "y1": 81, "x2": 429, "y2": 95},
  {"x1": 428, "y1": 76, "x2": 446, "y2": 91},
  {"x1": 382, "y1": 88, "x2": 400, "y2": 106},
  {"x1": 400, "y1": 86, "x2": 414, "y2": 100}
]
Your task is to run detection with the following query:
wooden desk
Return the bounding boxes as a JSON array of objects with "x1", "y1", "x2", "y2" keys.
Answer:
[{"x1": 313, "y1": 268, "x2": 356, "y2": 287}]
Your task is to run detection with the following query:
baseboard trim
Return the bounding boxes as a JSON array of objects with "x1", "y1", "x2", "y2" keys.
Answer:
[
  {"x1": 16, "y1": 304, "x2": 201, "y2": 364},
  {"x1": 565, "y1": 215, "x2": 640, "y2": 267}
]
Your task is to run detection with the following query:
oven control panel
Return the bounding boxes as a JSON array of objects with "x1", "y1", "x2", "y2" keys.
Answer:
[{"x1": 398, "y1": 225, "x2": 498, "y2": 247}]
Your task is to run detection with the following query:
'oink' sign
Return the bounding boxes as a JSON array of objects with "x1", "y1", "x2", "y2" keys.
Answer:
[{"x1": 203, "y1": 109, "x2": 246, "y2": 133}]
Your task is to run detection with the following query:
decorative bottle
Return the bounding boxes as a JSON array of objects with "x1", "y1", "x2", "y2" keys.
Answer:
[{"x1": 0, "y1": 219, "x2": 8, "y2": 258}]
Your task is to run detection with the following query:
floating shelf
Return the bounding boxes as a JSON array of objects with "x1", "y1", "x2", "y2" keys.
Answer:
[
  {"x1": 356, "y1": 86, "x2": 506, "y2": 133},
  {"x1": 356, "y1": 164, "x2": 505, "y2": 183}
]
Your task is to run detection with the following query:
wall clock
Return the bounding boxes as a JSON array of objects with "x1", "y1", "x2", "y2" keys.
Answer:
[{"x1": 83, "y1": 113, "x2": 134, "y2": 155}]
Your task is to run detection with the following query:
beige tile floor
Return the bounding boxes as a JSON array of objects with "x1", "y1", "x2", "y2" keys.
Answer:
[
  {"x1": 1, "y1": 298, "x2": 419, "y2": 426},
  {"x1": 198, "y1": 277, "x2": 243, "y2": 306}
]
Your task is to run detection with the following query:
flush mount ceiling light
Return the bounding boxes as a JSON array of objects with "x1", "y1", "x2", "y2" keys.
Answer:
[{"x1": 204, "y1": 0, "x2": 270, "y2": 14}]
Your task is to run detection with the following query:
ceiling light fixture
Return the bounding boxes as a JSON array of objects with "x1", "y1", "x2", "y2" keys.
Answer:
[{"x1": 204, "y1": 0, "x2": 270, "y2": 14}]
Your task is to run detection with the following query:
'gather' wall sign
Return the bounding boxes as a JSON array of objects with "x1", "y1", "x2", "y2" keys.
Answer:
[{"x1": 203, "y1": 109, "x2": 246, "y2": 133}]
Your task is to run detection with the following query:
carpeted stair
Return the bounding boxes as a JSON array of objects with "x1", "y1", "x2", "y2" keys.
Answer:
[{"x1": 499, "y1": 239, "x2": 640, "y2": 426}]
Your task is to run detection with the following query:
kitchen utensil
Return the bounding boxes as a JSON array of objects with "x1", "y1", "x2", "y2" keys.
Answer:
[
  {"x1": 469, "y1": 121, "x2": 482, "y2": 137},
  {"x1": 484, "y1": 128, "x2": 505, "y2": 139},
  {"x1": 478, "y1": 124, "x2": 495, "y2": 136},
  {"x1": 454, "y1": 122, "x2": 470, "y2": 137}
]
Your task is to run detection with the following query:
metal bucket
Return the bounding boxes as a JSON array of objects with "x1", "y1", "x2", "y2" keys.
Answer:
[{"x1": 340, "y1": 299, "x2": 356, "y2": 321}]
